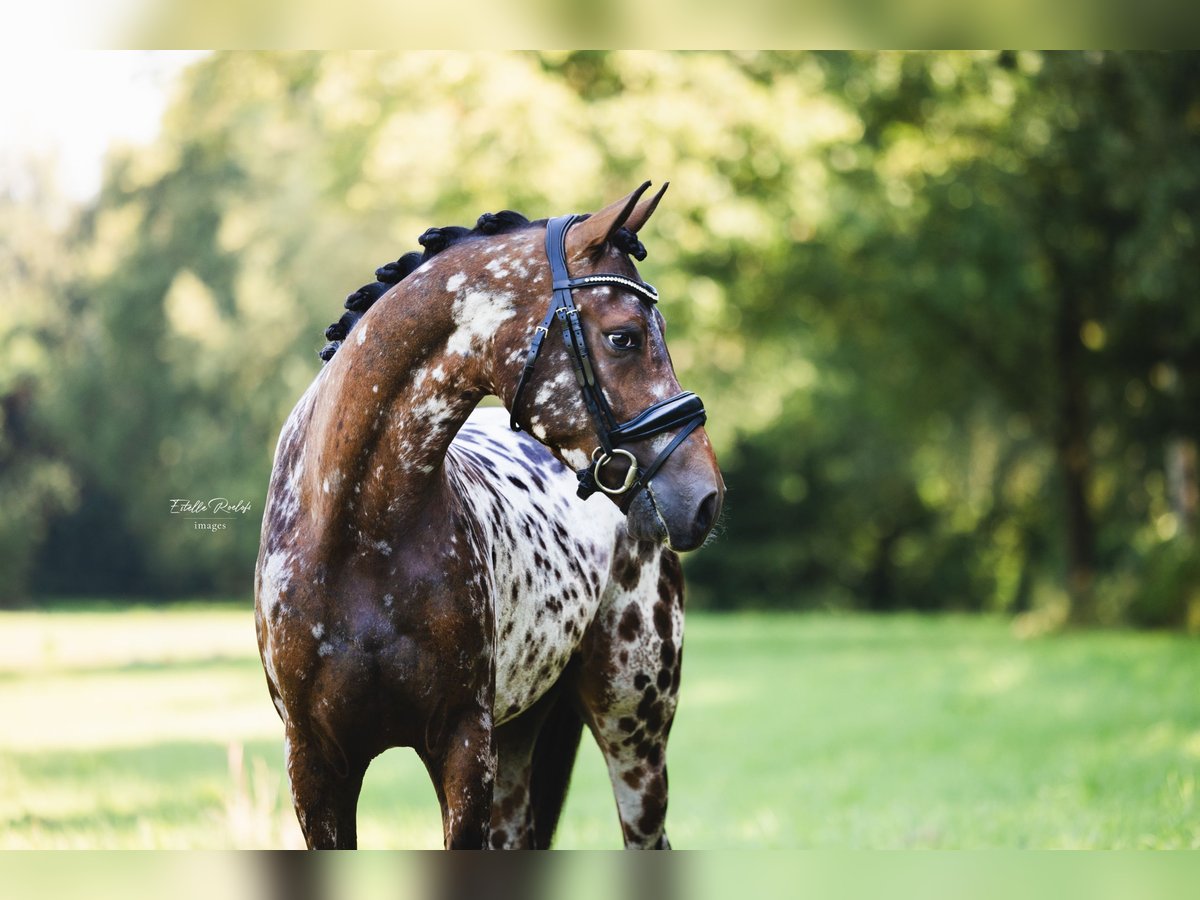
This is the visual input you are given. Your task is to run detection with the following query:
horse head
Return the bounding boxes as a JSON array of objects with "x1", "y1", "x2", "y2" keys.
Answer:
[{"x1": 498, "y1": 183, "x2": 724, "y2": 552}]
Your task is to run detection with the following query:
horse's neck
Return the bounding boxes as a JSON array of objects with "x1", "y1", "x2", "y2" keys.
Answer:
[{"x1": 301, "y1": 259, "x2": 526, "y2": 542}]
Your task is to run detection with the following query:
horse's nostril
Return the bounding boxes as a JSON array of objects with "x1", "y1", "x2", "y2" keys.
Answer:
[{"x1": 695, "y1": 490, "x2": 720, "y2": 535}]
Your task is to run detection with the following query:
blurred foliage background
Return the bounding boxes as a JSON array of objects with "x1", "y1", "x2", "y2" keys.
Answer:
[{"x1": 2, "y1": 51, "x2": 1198, "y2": 629}]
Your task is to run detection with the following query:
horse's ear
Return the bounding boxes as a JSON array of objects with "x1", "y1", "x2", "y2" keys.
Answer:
[
  {"x1": 566, "y1": 181, "x2": 653, "y2": 261},
  {"x1": 623, "y1": 182, "x2": 668, "y2": 234}
]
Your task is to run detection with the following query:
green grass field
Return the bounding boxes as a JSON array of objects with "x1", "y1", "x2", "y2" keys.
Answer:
[{"x1": 1, "y1": 606, "x2": 1198, "y2": 849}]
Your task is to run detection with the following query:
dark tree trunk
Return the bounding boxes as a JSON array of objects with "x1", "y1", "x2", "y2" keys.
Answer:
[
  {"x1": 865, "y1": 527, "x2": 901, "y2": 612},
  {"x1": 1052, "y1": 284, "x2": 1097, "y2": 625}
]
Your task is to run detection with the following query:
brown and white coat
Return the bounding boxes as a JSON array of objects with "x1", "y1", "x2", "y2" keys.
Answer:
[{"x1": 254, "y1": 184, "x2": 722, "y2": 849}]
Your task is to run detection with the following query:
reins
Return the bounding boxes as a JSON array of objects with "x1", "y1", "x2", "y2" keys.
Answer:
[{"x1": 510, "y1": 215, "x2": 708, "y2": 501}]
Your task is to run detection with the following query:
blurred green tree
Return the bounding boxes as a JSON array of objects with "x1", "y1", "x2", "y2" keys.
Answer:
[{"x1": 686, "y1": 51, "x2": 1200, "y2": 625}]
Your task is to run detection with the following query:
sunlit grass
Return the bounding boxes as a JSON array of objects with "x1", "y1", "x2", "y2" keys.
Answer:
[{"x1": 1, "y1": 607, "x2": 1198, "y2": 848}]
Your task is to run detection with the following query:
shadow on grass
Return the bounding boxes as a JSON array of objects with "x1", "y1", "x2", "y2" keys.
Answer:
[
  {"x1": 3, "y1": 739, "x2": 250, "y2": 843},
  {"x1": 6, "y1": 738, "x2": 250, "y2": 786},
  {"x1": 4, "y1": 797, "x2": 206, "y2": 837}
]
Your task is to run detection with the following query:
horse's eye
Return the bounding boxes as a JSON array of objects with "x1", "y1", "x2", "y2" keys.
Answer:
[{"x1": 606, "y1": 332, "x2": 640, "y2": 351}]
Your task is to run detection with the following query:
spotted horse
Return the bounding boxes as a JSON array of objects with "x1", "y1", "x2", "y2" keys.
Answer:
[{"x1": 254, "y1": 183, "x2": 724, "y2": 849}]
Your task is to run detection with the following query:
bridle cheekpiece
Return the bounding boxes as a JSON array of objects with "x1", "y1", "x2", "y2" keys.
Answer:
[{"x1": 509, "y1": 215, "x2": 708, "y2": 501}]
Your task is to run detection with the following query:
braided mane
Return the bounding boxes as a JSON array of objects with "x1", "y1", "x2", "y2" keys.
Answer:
[{"x1": 319, "y1": 211, "x2": 649, "y2": 361}]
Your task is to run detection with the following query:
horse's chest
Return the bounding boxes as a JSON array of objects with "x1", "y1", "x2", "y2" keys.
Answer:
[{"x1": 446, "y1": 423, "x2": 622, "y2": 724}]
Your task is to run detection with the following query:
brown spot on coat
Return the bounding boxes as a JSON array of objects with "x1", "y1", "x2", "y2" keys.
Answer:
[
  {"x1": 637, "y1": 774, "x2": 668, "y2": 837},
  {"x1": 659, "y1": 551, "x2": 683, "y2": 604},
  {"x1": 652, "y1": 603, "x2": 671, "y2": 640},
  {"x1": 618, "y1": 604, "x2": 642, "y2": 641},
  {"x1": 660, "y1": 641, "x2": 675, "y2": 668},
  {"x1": 611, "y1": 540, "x2": 642, "y2": 591},
  {"x1": 497, "y1": 784, "x2": 526, "y2": 820},
  {"x1": 644, "y1": 703, "x2": 664, "y2": 734}
]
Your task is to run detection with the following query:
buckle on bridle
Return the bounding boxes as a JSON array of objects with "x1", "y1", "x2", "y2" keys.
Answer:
[{"x1": 591, "y1": 447, "x2": 638, "y2": 495}]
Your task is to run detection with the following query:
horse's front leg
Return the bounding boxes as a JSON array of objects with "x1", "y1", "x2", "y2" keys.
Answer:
[
  {"x1": 489, "y1": 680, "x2": 582, "y2": 849},
  {"x1": 424, "y1": 708, "x2": 498, "y2": 849},
  {"x1": 578, "y1": 549, "x2": 685, "y2": 849},
  {"x1": 285, "y1": 726, "x2": 368, "y2": 849},
  {"x1": 420, "y1": 580, "x2": 499, "y2": 849},
  {"x1": 489, "y1": 713, "x2": 539, "y2": 849},
  {"x1": 578, "y1": 671, "x2": 677, "y2": 849}
]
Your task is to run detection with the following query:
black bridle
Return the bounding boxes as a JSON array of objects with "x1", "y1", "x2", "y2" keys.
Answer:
[{"x1": 509, "y1": 215, "x2": 708, "y2": 501}]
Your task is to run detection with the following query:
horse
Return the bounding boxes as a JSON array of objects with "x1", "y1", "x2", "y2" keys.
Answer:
[{"x1": 254, "y1": 182, "x2": 724, "y2": 849}]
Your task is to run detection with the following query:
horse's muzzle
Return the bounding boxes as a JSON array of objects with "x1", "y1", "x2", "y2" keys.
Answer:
[{"x1": 625, "y1": 458, "x2": 724, "y2": 552}]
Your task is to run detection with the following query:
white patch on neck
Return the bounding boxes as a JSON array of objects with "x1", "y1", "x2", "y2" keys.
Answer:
[
  {"x1": 534, "y1": 369, "x2": 573, "y2": 408},
  {"x1": 562, "y1": 448, "x2": 589, "y2": 470},
  {"x1": 413, "y1": 394, "x2": 454, "y2": 433},
  {"x1": 357, "y1": 322, "x2": 369, "y2": 345},
  {"x1": 259, "y1": 551, "x2": 293, "y2": 618},
  {"x1": 446, "y1": 289, "x2": 516, "y2": 356},
  {"x1": 510, "y1": 257, "x2": 531, "y2": 278},
  {"x1": 446, "y1": 272, "x2": 467, "y2": 292}
]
